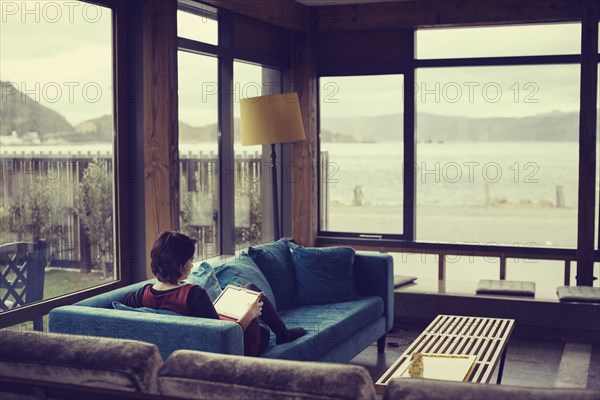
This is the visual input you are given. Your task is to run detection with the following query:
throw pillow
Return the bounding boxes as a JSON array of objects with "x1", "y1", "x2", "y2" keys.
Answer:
[
  {"x1": 111, "y1": 301, "x2": 182, "y2": 315},
  {"x1": 287, "y1": 242, "x2": 359, "y2": 305},
  {"x1": 247, "y1": 239, "x2": 295, "y2": 310},
  {"x1": 185, "y1": 261, "x2": 223, "y2": 302},
  {"x1": 213, "y1": 253, "x2": 277, "y2": 309}
]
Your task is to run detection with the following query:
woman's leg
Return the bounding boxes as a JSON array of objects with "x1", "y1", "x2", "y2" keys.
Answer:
[{"x1": 245, "y1": 283, "x2": 306, "y2": 344}]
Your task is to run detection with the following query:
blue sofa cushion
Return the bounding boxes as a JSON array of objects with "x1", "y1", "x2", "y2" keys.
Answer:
[
  {"x1": 213, "y1": 253, "x2": 277, "y2": 309},
  {"x1": 262, "y1": 296, "x2": 384, "y2": 360},
  {"x1": 248, "y1": 239, "x2": 295, "y2": 310},
  {"x1": 288, "y1": 242, "x2": 359, "y2": 305},
  {"x1": 185, "y1": 262, "x2": 223, "y2": 302},
  {"x1": 112, "y1": 301, "x2": 182, "y2": 315}
]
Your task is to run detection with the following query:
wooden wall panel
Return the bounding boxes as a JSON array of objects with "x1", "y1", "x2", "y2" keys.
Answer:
[
  {"x1": 316, "y1": 0, "x2": 592, "y2": 31},
  {"x1": 317, "y1": 29, "x2": 411, "y2": 75},
  {"x1": 233, "y1": 18, "x2": 290, "y2": 63},
  {"x1": 143, "y1": 0, "x2": 179, "y2": 278},
  {"x1": 291, "y1": 8, "x2": 318, "y2": 246}
]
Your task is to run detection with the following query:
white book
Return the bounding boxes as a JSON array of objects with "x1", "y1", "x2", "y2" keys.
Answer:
[{"x1": 212, "y1": 285, "x2": 263, "y2": 320}]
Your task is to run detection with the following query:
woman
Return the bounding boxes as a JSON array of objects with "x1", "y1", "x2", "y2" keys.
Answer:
[{"x1": 122, "y1": 231, "x2": 305, "y2": 356}]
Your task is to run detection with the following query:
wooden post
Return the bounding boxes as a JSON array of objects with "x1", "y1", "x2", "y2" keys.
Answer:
[
  {"x1": 321, "y1": 151, "x2": 329, "y2": 231},
  {"x1": 291, "y1": 7, "x2": 318, "y2": 246},
  {"x1": 556, "y1": 185, "x2": 565, "y2": 208},
  {"x1": 576, "y1": 2, "x2": 598, "y2": 286},
  {"x1": 142, "y1": 0, "x2": 179, "y2": 278},
  {"x1": 564, "y1": 260, "x2": 571, "y2": 286},
  {"x1": 499, "y1": 253, "x2": 507, "y2": 280},
  {"x1": 485, "y1": 182, "x2": 492, "y2": 205},
  {"x1": 438, "y1": 253, "x2": 445, "y2": 281}
]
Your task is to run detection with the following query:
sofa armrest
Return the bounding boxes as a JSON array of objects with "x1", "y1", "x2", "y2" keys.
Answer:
[
  {"x1": 353, "y1": 252, "x2": 394, "y2": 332},
  {"x1": 49, "y1": 306, "x2": 244, "y2": 359}
]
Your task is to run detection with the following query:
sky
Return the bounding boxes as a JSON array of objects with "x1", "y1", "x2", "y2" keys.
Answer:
[
  {"x1": 0, "y1": 0, "x2": 113, "y2": 126},
  {"x1": 0, "y1": 2, "x2": 592, "y2": 125}
]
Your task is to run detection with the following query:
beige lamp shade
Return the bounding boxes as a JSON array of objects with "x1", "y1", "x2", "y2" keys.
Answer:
[{"x1": 240, "y1": 92, "x2": 306, "y2": 146}]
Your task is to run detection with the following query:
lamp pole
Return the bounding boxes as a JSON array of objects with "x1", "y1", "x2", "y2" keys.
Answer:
[{"x1": 270, "y1": 143, "x2": 280, "y2": 240}]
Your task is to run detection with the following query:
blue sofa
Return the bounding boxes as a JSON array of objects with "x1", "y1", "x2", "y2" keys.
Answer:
[{"x1": 49, "y1": 251, "x2": 393, "y2": 361}]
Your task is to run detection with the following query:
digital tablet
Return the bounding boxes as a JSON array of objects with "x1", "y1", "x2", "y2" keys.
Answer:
[{"x1": 213, "y1": 285, "x2": 263, "y2": 319}]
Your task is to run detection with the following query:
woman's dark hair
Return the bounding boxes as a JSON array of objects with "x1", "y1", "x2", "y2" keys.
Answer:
[{"x1": 151, "y1": 231, "x2": 196, "y2": 284}]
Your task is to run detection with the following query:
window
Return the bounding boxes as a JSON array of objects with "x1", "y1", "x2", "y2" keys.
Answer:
[
  {"x1": 178, "y1": 51, "x2": 219, "y2": 259},
  {"x1": 177, "y1": 3, "x2": 218, "y2": 45},
  {"x1": 416, "y1": 23, "x2": 581, "y2": 59},
  {"x1": 416, "y1": 65, "x2": 580, "y2": 248},
  {"x1": 319, "y1": 75, "x2": 404, "y2": 235},
  {"x1": 177, "y1": 1, "x2": 287, "y2": 254},
  {"x1": 0, "y1": 1, "x2": 116, "y2": 314}
]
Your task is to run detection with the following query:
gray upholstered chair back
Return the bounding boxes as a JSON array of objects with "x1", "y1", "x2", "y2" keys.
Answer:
[
  {"x1": 382, "y1": 378, "x2": 599, "y2": 400},
  {"x1": 158, "y1": 349, "x2": 376, "y2": 400},
  {"x1": 0, "y1": 329, "x2": 163, "y2": 394}
]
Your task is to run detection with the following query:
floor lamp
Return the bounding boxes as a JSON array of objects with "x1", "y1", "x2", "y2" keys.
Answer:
[{"x1": 240, "y1": 92, "x2": 306, "y2": 240}]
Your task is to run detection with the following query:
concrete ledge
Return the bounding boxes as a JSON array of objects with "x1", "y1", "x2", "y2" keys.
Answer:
[{"x1": 394, "y1": 280, "x2": 600, "y2": 344}]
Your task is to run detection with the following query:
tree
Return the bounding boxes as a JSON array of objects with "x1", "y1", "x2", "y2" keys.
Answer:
[
  {"x1": 78, "y1": 160, "x2": 113, "y2": 277},
  {"x1": 7, "y1": 177, "x2": 65, "y2": 251}
]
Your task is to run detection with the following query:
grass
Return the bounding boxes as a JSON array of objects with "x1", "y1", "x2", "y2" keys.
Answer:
[{"x1": 42, "y1": 269, "x2": 110, "y2": 300}]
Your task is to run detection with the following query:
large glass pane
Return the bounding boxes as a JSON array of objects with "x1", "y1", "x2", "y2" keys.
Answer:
[
  {"x1": 234, "y1": 61, "x2": 278, "y2": 248},
  {"x1": 0, "y1": 1, "x2": 115, "y2": 315},
  {"x1": 178, "y1": 51, "x2": 219, "y2": 259},
  {"x1": 416, "y1": 65, "x2": 580, "y2": 251},
  {"x1": 319, "y1": 75, "x2": 404, "y2": 234},
  {"x1": 177, "y1": 4, "x2": 218, "y2": 45},
  {"x1": 417, "y1": 23, "x2": 581, "y2": 59}
]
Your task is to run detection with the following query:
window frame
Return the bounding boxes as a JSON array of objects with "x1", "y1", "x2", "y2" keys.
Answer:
[
  {"x1": 0, "y1": 0, "x2": 134, "y2": 328},
  {"x1": 316, "y1": 22, "x2": 600, "y2": 266},
  {"x1": 176, "y1": 2, "x2": 290, "y2": 255}
]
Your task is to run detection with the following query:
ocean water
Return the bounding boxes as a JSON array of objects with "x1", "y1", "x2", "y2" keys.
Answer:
[{"x1": 321, "y1": 141, "x2": 592, "y2": 208}]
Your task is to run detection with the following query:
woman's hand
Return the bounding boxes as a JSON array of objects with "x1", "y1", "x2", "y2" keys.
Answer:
[
  {"x1": 245, "y1": 298, "x2": 263, "y2": 319},
  {"x1": 236, "y1": 298, "x2": 263, "y2": 330}
]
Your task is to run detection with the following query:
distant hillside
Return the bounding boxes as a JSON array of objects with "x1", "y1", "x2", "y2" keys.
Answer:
[
  {"x1": 74, "y1": 115, "x2": 114, "y2": 142},
  {"x1": 320, "y1": 128, "x2": 358, "y2": 143},
  {"x1": 0, "y1": 81, "x2": 74, "y2": 139},
  {"x1": 179, "y1": 121, "x2": 217, "y2": 143},
  {"x1": 0, "y1": 80, "x2": 592, "y2": 145},
  {"x1": 321, "y1": 111, "x2": 583, "y2": 142}
]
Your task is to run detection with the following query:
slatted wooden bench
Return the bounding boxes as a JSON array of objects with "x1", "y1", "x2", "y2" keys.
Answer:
[{"x1": 376, "y1": 314, "x2": 515, "y2": 394}]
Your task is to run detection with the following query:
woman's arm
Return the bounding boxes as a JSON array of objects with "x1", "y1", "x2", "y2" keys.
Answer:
[
  {"x1": 187, "y1": 286, "x2": 220, "y2": 319},
  {"x1": 121, "y1": 285, "x2": 149, "y2": 308}
]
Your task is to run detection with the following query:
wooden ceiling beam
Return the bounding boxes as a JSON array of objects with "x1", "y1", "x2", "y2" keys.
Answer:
[
  {"x1": 201, "y1": 0, "x2": 308, "y2": 31},
  {"x1": 316, "y1": 0, "x2": 597, "y2": 31}
]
